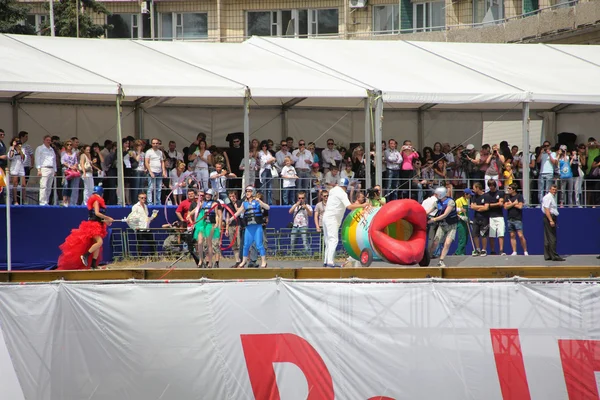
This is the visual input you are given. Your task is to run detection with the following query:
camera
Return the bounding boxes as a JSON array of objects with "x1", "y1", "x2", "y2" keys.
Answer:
[{"x1": 366, "y1": 188, "x2": 379, "y2": 199}]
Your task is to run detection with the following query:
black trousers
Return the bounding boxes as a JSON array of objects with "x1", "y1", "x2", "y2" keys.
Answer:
[{"x1": 543, "y1": 215, "x2": 559, "y2": 260}]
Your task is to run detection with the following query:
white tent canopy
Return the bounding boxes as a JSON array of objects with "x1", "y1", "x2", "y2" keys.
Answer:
[
  {"x1": 246, "y1": 37, "x2": 530, "y2": 107},
  {"x1": 135, "y1": 41, "x2": 370, "y2": 107},
  {"x1": 0, "y1": 35, "x2": 118, "y2": 101},
  {"x1": 3, "y1": 34, "x2": 600, "y2": 210}
]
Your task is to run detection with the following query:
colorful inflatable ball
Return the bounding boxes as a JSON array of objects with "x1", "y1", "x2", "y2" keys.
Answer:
[{"x1": 341, "y1": 199, "x2": 429, "y2": 267}]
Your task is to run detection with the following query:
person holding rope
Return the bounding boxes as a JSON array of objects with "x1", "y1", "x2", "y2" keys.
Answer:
[
  {"x1": 191, "y1": 189, "x2": 222, "y2": 268},
  {"x1": 454, "y1": 188, "x2": 474, "y2": 256},
  {"x1": 426, "y1": 186, "x2": 458, "y2": 267},
  {"x1": 229, "y1": 185, "x2": 270, "y2": 268},
  {"x1": 57, "y1": 185, "x2": 114, "y2": 270}
]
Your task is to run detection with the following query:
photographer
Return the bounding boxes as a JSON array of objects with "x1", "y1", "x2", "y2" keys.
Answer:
[
  {"x1": 288, "y1": 191, "x2": 313, "y2": 253},
  {"x1": 367, "y1": 185, "x2": 386, "y2": 207},
  {"x1": 400, "y1": 141, "x2": 420, "y2": 199},
  {"x1": 484, "y1": 144, "x2": 505, "y2": 192},
  {"x1": 8, "y1": 136, "x2": 28, "y2": 204}
]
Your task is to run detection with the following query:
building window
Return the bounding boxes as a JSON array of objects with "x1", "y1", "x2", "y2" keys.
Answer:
[
  {"x1": 413, "y1": 1, "x2": 445, "y2": 32},
  {"x1": 373, "y1": 4, "x2": 400, "y2": 34},
  {"x1": 107, "y1": 13, "x2": 149, "y2": 39},
  {"x1": 159, "y1": 13, "x2": 208, "y2": 40},
  {"x1": 25, "y1": 14, "x2": 48, "y2": 35},
  {"x1": 473, "y1": 0, "x2": 504, "y2": 24},
  {"x1": 246, "y1": 9, "x2": 339, "y2": 38}
]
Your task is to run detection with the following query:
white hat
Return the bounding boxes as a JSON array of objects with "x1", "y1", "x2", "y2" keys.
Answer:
[
  {"x1": 466, "y1": 144, "x2": 475, "y2": 150},
  {"x1": 434, "y1": 187, "x2": 447, "y2": 198}
]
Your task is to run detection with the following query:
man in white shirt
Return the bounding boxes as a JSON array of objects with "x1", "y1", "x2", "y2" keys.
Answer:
[
  {"x1": 321, "y1": 139, "x2": 342, "y2": 174},
  {"x1": 35, "y1": 135, "x2": 57, "y2": 206},
  {"x1": 384, "y1": 139, "x2": 402, "y2": 200},
  {"x1": 126, "y1": 193, "x2": 158, "y2": 256},
  {"x1": 145, "y1": 138, "x2": 167, "y2": 205},
  {"x1": 275, "y1": 140, "x2": 294, "y2": 170},
  {"x1": 541, "y1": 185, "x2": 564, "y2": 261},
  {"x1": 209, "y1": 162, "x2": 230, "y2": 201},
  {"x1": 537, "y1": 141, "x2": 557, "y2": 204},
  {"x1": 322, "y1": 178, "x2": 365, "y2": 267},
  {"x1": 292, "y1": 140, "x2": 313, "y2": 199}
]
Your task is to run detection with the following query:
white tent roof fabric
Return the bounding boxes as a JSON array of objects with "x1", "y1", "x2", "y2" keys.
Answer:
[{"x1": 2, "y1": 34, "x2": 600, "y2": 109}]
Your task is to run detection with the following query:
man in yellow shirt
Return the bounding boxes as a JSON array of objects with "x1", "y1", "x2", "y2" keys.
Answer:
[{"x1": 454, "y1": 188, "x2": 474, "y2": 255}]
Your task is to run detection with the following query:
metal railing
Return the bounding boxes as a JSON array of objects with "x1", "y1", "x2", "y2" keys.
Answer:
[
  {"x1": 5, "y1": 171, "x2": 600, "y2": 207},
  {"x1": 110, "y1": 226, "x2": 347, "y2": 262}
]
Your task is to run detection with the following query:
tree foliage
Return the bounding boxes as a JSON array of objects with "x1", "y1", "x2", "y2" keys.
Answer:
[
  {"x1": 0, "y1": 0, "x2": 35, "y2": 34},
  {"x1": 45, "y1": 0, "x2": 109, "y2": 38}
]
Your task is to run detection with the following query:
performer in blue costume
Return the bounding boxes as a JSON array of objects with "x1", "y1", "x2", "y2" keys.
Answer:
[{"x1": 229, "y1": 185, "x2": 270, "y2": 268}]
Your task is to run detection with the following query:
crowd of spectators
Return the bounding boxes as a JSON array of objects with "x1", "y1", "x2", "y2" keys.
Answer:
[{"x1": 0, "y1": 129, "x2": 599, "y2": 208}]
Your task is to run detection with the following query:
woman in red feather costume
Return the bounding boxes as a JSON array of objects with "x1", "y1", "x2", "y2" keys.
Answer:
[{"x1": 57, "y1": 186, "x2": 114, "y2": 270}]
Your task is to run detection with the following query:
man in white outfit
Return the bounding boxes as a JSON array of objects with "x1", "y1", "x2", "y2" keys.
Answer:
[
  {"x1": 322, "y1": 178, "x2": 365, "y2": 267},
  {"x1": 35, "y1": 135, "x2": 57, "y2": 206}
]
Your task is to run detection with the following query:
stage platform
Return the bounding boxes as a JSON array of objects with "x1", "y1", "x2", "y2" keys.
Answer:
[{"x1": 0, "y1": 255, "x2": 598, "y2": 282}]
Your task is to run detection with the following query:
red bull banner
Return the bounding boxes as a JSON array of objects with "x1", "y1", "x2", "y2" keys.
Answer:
[{"x1": 0, "y1": 280, "x2": 599, "y2": 399}]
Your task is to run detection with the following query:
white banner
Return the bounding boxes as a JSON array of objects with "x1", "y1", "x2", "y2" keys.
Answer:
[{"x1": 0, "y1": 281, "x2": 599, "y2": 400}]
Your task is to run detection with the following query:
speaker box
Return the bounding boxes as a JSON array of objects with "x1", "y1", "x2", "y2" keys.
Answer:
[{"x1": 557, "y1": 132, "x2": 577, "y2": 151}]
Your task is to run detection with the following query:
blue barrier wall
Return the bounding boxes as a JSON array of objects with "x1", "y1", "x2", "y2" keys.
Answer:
[{"x1": 0, "y1": 205, "x2": 599, "y2": 269}]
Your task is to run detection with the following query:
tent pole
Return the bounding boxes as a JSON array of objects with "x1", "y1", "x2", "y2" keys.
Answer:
[
  {"x1": 5, "y1": 166, "x2": 11, "y2": 272},
  {"x1": 115, "y1": 91, "x2": 126, "y2": 206},
  {"x1": 49, "y1": 0, "x2": 55, "y2": 36},
  {"x1": 243, "y1": 91, "x2": 250, "y2": 189},
  {"x1": 417, "y1": 109, "x2": 425, "y2": 152},
  {"x1": 522, "y1": 102, "x2": 531, "y2": 205},
  {"x1": 374, "y1": 92, "x2": 383, "y2": 187},
  {"x1": 364, "y1": 96, "x2": 371, "y2": 189},
  {"x1": 11, "y1": 100, "x2": 18, "y2": 136}
]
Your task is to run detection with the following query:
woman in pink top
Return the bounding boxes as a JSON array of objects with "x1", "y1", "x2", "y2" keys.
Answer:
[{"x1": 399, "y1": 140, "x2": 420, "y2": 199}]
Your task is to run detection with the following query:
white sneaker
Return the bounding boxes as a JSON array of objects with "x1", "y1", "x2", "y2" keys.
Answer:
[
  {"x1": 438, "y1": 260, "x2": 446, "y2": 267},
  {"x1": 511, "y1": 252, "x2": 517, "y2": 256},
  {"x1": 500, "y1": 252, "x2": 507, "y2": 256},
  {"x1": 524, "y1": 252, "x2": 529, "y2": 256}
]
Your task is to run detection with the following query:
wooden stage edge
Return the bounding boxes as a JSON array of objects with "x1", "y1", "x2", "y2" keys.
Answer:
[{"x1": 1, "y1": 266, "x2": 600, "y2": 282}]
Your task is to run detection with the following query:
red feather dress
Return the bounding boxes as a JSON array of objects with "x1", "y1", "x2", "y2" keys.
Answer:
[{"x1": 57, "y1": 195, "x2": 108, "y2": 270}]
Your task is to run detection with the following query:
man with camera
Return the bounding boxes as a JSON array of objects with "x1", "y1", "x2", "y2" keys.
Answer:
[
  {"x1": 367, "y1": 185, "x2": 386, "y2": 207},
  {"x1": 537, "y1": 141, "x2": 557, "y2": 204},
  {"x1": 288, "y1": 191, "x2": 313, "y2": 253}
]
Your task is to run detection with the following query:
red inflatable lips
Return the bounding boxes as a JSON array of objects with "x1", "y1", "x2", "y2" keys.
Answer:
[{"x1": 368, "y1": 199, "x2": 428, "y2": 265}]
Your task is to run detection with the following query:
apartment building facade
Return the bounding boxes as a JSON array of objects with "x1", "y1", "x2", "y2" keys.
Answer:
[{"x1": 21, "y1": 0, "x2": 592, "y2": 42}]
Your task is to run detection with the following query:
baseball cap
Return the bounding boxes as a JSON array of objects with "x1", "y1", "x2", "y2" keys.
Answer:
[
  {"x1": 312, "y1": 163, "x2": 320, "y2": 168},
  {"x1": 339, "y1": 177, "x2": 350, "y2": 187},
  {"x1": 464, "y1": 188, "x2": 475, "y2": 195},
  {"x1": 466, "y1": 144, "x2": 475, "y2": 150}
]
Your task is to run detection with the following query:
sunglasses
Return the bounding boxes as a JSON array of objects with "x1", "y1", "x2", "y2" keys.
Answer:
[
  {"x1": 299, "y1": 143, "x2": 305, "y2": 146},
  {"x1": 323, "y1": 195, "x2": 329, "y2": 198},
  {"x1": 327, "y1": 142, "x2": 334, "y2": 145}
]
